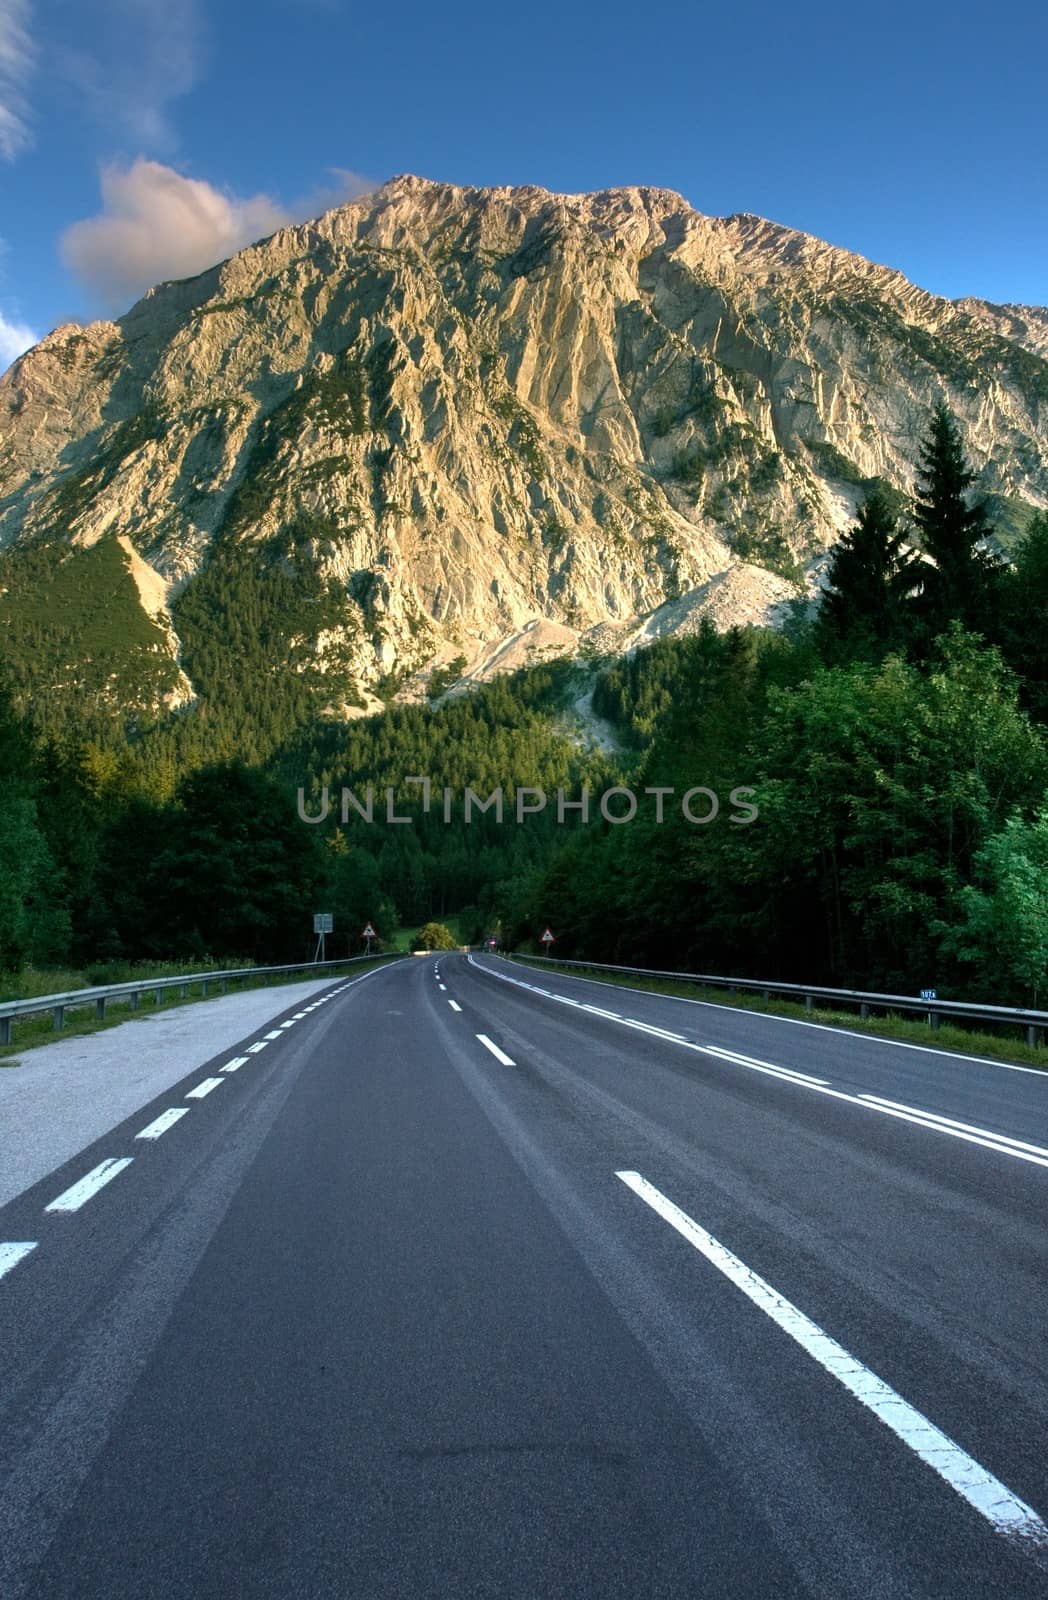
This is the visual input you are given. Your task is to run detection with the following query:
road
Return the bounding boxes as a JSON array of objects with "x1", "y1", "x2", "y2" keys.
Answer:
[{"x1": 1, "y1": 952, "x2": 1047, "y2": 1598}]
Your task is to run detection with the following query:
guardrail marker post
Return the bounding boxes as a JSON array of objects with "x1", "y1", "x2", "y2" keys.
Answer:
[
  {"x1": 1027, "y1": 1025, "x2": 1042, "y2": 1049},
  {"x1": 154, "y1": 988, "x2": 163, "y2": 1007},
  {"x1": 129, "y1": 992, "x2": 139, "y2": 1011},
  {"x1": 53, "y1": 1005, "x2": 65, "y2": 1030},
  {"x1": 0, "y1": 1017, "x2": 10, "y2": 1045},
  {"x1": 929, "y1": 1010, "x2": 940, "y2": 1031},
  {"x1": 201, "y1": 980, "x2": 208, "y2": 997},
  {"x1": 96, "y1": 998, "x2": 106, "y2": 1022},
  {"x1": 805, "y1": 994, "x2": 814, "y2": 1012}
]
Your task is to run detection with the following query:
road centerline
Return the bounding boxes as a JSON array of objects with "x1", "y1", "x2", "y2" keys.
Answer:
[{"x1": 617, "y1": 1170, "x2": 1048, "y2": 1553}]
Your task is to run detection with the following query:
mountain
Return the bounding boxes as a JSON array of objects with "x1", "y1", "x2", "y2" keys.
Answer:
[{"x1": 1, "y1": 174, "x2": 1046, "y2": 726}]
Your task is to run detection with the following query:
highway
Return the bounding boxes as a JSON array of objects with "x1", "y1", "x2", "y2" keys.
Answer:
[{"x1": 1, "y1": 951, "x2": 1047, "y2": 1598}]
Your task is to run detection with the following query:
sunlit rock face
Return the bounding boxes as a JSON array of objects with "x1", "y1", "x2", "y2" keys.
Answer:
[{"x1": 2, "y1": 175, "x2": 1045, "y2": 711}]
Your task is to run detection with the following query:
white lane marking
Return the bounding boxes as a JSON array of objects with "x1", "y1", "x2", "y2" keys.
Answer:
[
  {"x1": 439, "y1": 984, "x2": 447, "y2": 992},
  {"x1": 186, "y1": 1077, "x2": 224, "y2": 1099},
  {"x1": 280, "y1": 1021, "x2": 296, "y2": 1029},
  {"x1": 136, "y1": 1108, "x2": 190, "y2": 1140},
  {"x1": 246, "y1": 1041, "x2": 268, "y2": 1053},
  {"x1": 617, "y1": 1170, "x2": 1048, "y2": 1551},
  {"x1": 448, "y1": 1000, "x2": 462, "y2": 1013},
  {"x1": 0, "y1": 1242, "x2": 37, "y2": 1281},
  {"x1": 264, "y1": 1030, "x2": 283, "y2": 1040},
  {"x1": 487, "y1": 955, "x2": 1048, "y2": 1077},
  {"x1": 700, "y1": 1044, "x2": 829, "y2": 1088},
  {"x1": 853, "y1": 1096, "x2": 1048, "y2": 1168},
  {"x1": 475, "y1": 959, "x2": 1043, "y2": 1170},
  {"x1": 222, "y1": 1056, "x2": 249, "y2": 1073},
  {"x1": 476, "y1": 1034, "x2": 515, "y2": 1066},
  {"x1": 292, "y1": 1012, "x2": 308, "y2": 1019},
  {"x1": 46, "y1": 1158, "x2": 134, "y2": 1213},
  {"x1": 621, "y1": 1017, "x2": 688, "y2": 1044}
]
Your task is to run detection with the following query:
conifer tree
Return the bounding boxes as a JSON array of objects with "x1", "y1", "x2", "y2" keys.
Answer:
[
  {"x1": 815, "y1": 487, "x2": 923, "y2": 662},
  {"x1": 913, "y1": 403, "x2": 1001, "y2": 637}
]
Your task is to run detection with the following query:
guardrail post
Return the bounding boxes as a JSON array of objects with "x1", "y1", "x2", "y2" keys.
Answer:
[
  {"x1": 860, "y1": 1003, "x2": 870, "y2": 1019},
  {"x1": 179, "y1": 984, "x2": 188, "y2": 999},
  {"x1": 928, "y1": 1010, "x2": 940, "y2": 1031},
  {"x1": 804, "y1": 994, "x2": 814, "y2": 1012},
  {"x1": 220, "y1": 978, "x2": 227, "y2": 993},
  {"x1": 96, "y1": 997, "x2": 106, "y2": 1022},
  {"x1": 1027, "y1": 1025, "x2": 1043, "y2": 1049},
  {"x1": 129, "y1": 991, "x2": 139, "y2": 1011},
  {"x1": 154, "y1": 987, "x2": 163, "y2": 1006},
  {"x1": 0, "y1": 1017, "x2": 10, "y2": 1045},
  {"x1": 53, "y1": 1005, "x2": 65, "y2": 1030},
  {"x1": 201, "y1": 980, "x2": 208, "y2": 996}
]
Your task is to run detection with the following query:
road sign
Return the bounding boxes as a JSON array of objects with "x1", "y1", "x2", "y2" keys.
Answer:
[
  {"x1": 313, "y1": 913, "x2": 333, "y2": 934},
  {"x1": 920, "y1": 988, "x2": 937, "y2": 1001},
  {"x1": 362, "y1": 923, "x2": 376, "y2": 940},
  {"x1": 540, "y1": 928, "x2": 555, "y2": 945}
]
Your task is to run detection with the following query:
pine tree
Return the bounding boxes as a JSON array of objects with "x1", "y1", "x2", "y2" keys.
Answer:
[
  {"x1": 815, "y1": 488, "x2": 924, "y2": 662},
  {"x1": 913, "y1": 403, "x2": 1001, "y2": 638}
]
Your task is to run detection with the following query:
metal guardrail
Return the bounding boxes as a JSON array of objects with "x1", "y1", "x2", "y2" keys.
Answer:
[
  {"x1": 508, "y1": 954, "x2": 1048, "y2": 1049},
  {"x1": 0, "y1": 953, "x2": 402, "y2": 1045}
]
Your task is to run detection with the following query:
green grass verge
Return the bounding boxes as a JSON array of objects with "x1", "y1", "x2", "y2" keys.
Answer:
[
  {"x1": 0, "y1": 955, "x2": 399, "y2": 1066},
  {"x1": 0, "y1": 958, "x2": 259, "y2": 1003},
  {"x1": 510, "y1": 958, "x2": 1047, "y2": 1070}
]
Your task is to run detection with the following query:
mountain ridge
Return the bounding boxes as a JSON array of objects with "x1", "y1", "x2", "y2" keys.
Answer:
[{"x1": 1, "y1": 174, "x2": 1046, "y2": 723}]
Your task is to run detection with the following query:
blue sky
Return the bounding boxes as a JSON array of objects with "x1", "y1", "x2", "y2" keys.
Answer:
[{"x1": 1, "y1": 0, "x2": 1046, "y2": 368}]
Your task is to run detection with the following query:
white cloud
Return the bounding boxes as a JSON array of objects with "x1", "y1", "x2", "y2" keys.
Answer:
[
  {"x1": 61, "y1": 159, "x2": 290, "y2": 310},
  {"x1": 0, "y1": 0, "x2": 34, "y2": 159},
  {"x1": 59, "y1": 0, "x2": 202, "y2": 150},
  {"x1": 0, "y1": 308, "x2": 37, "y2": 370},
  {"x1": 61, "y1": 160, "x2": 380, "y2": 312}
]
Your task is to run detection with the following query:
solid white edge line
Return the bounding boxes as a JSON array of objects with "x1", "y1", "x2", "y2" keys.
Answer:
[
  {"x1": 185, "y1": 1077, "x2": 224, "y2": 1099},
  {"x1": 45, "y1": 1158, "x2": 134, "y2": 1213},
  {"x1": 0, "y1": 1242, "x2": 37, "y2": 1280},
  {"x1": 473, "y1": 957, "x2": 1044, "y2": 1169},
  {"x1": 476, "y1": 1033, "x2": 515, "y2": 1066},
  {"x1": 487, "y1": 956, "x2": 1048, "y2": 1076},
  {"x1": 136, "y1": 1108, "x2": 190, "y2": 1140},
  {"x1": 448, "y1": 1000, "x2": 462, "y2": 1012},
  {"x1": 617, "y1": 1170, "x2": 1048, "y2": 1549},
  {"x1": 860, "y1": 1095, "x2": 1048, "y2": 1159}
]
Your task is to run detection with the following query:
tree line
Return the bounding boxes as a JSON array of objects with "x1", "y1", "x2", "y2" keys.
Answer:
[{"x1": 3, "y1": 402, "x2": 1048, "y2": 1003}]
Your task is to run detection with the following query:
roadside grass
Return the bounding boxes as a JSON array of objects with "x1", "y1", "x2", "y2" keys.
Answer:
[
  {"x1": 0, "y1": 957, "x2": 256, "y2": 1003},
  {"x1": 510, "y1": 958, "x2": 1048, "y2": 1071},
  {"x1": 0, "y1": 955, "x2": 398, "y2": 1066}
]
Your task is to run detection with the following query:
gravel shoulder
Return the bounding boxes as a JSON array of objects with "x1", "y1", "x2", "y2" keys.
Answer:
[{"x1": 0, "y1": 979, "x2": 335, "y2": 1208}]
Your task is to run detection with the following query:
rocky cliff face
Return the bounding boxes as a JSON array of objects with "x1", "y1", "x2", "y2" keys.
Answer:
[{"x1": 1, "y1": 175, "x2": 1046, "y2": 715}]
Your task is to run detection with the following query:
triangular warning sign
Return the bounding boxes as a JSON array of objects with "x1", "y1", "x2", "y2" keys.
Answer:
[
  {"x1": 541, "y1": 928, "x2": 555, "y2": 942},
  {"x1": 362, "y1": 924, "x2": 376, "y2": 938}
]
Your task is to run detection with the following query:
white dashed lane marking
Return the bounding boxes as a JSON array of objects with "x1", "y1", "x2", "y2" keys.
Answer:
[
  {"x1": 136, "y1": 1108, "x2": 190, "y2": 1140},
  {"x1": 45, "y1": 1159, "x2": 134, "y2": 1214},
  {"x1": 0, "y1": 1242, "x2": 37, "y2": 1281}
]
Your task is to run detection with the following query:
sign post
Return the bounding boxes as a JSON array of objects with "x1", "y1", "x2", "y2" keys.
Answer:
[
  {"x1": 313, "y1": 912, "x2": 333, "y2": 963},
  {"x1": 362, "y1": 922, "x2": 377, "y2": 956}
]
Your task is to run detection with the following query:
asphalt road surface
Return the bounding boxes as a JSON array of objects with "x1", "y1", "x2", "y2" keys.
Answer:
[{"x1": 2, "y1": 952, "x2": 1047, "y2": 1598}]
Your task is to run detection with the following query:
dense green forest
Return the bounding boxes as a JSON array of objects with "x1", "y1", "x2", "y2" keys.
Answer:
[{"x1": 3, "y1": 405, "x2": 1048, "y2": 1003}]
